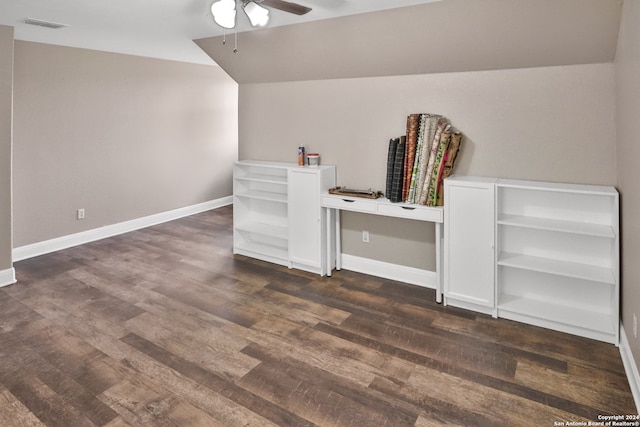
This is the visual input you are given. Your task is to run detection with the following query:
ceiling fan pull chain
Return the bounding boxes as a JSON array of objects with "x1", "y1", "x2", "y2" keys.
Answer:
[
  {"x1": 234, "y1": 27, "x2": 238, "y2": 53},
  {"x1": 222, "y1": 28, "x2": 226, "y2": 45}
]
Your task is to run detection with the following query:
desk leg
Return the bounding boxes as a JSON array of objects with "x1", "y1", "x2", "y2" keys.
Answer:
[
  {"x1": 325, "y1": 207, "x2": 332, "y2": 277},
  {"x1": 336, "y1": 209, "x2": 342, "y2": 271},
  {"x1": 435, "y1": 222, "x2": 443, "y2": 303}
]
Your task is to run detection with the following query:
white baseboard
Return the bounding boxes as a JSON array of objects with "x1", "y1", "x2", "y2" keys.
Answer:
[
  {"x1": 620, "y1": 324, "x2": 640, "y2": 414},
  {"x1": 0, "y1": 267, "x2": 16, "y2": 287},
  {"x1": 13, "y1": 196, "x2": 233, "y2": 262},
  {"x1": 340, "y1": 253, "x2": 436, "y2": 289}
]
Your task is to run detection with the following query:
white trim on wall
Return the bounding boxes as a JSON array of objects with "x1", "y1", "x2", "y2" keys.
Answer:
[
  {"x1": 0, "y1": 267, "x2": 16, "y2": 288},
  {"x1": 620, "y1": 324, "x2": 640, "y2": 414},
  {"x1": 341, "y1": 253, "x2": 436, "y2": 289},
  {"x1": 13, "y1": 197, "x2": 232, "y2": 262}
]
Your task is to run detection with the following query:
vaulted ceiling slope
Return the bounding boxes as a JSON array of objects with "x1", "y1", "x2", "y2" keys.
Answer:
[{"x1": 195, "y1": 0, "x2": 622, "y2": 84}]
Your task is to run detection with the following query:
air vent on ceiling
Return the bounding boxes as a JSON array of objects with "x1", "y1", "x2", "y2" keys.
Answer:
[{"x1": 22, "y1": 18, "x2": 69, "y2": 29}]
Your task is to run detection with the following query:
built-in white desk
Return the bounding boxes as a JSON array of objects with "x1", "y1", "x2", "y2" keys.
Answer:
[{"x1": 321, "y1": 194, "x2": 444, "y2": 303}]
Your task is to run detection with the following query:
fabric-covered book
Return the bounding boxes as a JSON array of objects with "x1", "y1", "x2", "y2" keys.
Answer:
[
  {"x1": 419, "y1": 119, "x2": 449, "y2": 205},
  {"x1": 385, "y1": 137, "x2": 399, "y2": 198},
  {"x1": 389, "y1": 137, "x2": 406, "y2": 203},
  {"x1": 435, "y1": 131, "x2": 463, "y2": 206},
  {"x1": 407, "y1": 114, "x2": 428, "y2": 204},
  {"x1": 415, "y1": 115, "x2": 442, "y2": 204},
  {"x1": 427, "y1": 130, "x2": 451, "y2": 206},
  {"x1": 402, "y1": 114, "x2": 421, "y2": 202}
]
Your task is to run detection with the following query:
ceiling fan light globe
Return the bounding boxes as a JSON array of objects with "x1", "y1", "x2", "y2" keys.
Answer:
[
  {"x1": 213, "y1": 13, "x2": 236, "y2": 29},
  {"x1": 211, "y1": 0, "x2": 236, "y2": 29},
  {"x1": 243, "y1": 1, "x2": 270, "y2": 27}
]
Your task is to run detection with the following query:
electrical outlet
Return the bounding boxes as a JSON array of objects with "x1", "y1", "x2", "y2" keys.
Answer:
[
  {"x1": 362, "y1": 230, "x2": 370, "y2": 243},
  {"x1": 77, "y1": 208, "x2": 85, "y2": 220},
  {"x1": 634, "y1": 313, "x2": 638, "y2": 339}
]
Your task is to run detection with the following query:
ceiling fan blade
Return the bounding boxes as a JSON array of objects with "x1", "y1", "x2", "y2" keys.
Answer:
[{"x1": 260, "y1": 0, "x2": 312, "y2": 15}]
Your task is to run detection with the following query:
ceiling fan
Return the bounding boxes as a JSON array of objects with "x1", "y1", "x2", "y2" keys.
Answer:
[{"x1": 211, "y1": 0, "x2": 312, "y2": 29}]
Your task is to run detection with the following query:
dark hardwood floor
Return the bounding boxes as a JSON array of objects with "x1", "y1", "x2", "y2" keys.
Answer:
[{"x1": 0, "y1": 205, "x2": 636, "y2": 426}]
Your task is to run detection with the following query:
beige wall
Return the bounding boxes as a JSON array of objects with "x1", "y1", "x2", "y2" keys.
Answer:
[
  {"x1": 239, "y1": 63, "x2": 616, "y2": 269},
  {"x1": 0, "y1": 26, "x2": 13, "y2": 272},
  {"x1": 615, "y1": 0, "x2": 640, "y2": 375},
  {"x1": 12, "y1": 42, "x2": 238, "y2": 247}
]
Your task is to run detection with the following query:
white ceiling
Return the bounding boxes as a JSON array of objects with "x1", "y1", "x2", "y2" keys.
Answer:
[{"x1": 0, "y1": 0, "x2": 441, "y2": 65}]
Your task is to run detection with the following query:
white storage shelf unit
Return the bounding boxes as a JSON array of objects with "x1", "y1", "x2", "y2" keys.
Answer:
[
  {"x1": 233, "y1": 160, "x2": 336, "y2": 275},
  {"x1": 233, "y1": 161, "x2": 290, "y2": 265},
  {"x1": 496, "y1": 179, "x2": 619, "y2": 344}
]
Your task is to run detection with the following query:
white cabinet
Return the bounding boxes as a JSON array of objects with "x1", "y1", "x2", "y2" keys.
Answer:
[
  {"x1": 496, "y1": 179, "x2": 619, "y2": 345},
  {"x1": 444, "y1": 176, "x2": 498, "y2": 315},
  {"x1": 233, "y1": 160, "x2": 336, "y2": 275},
  {"x1": 288, "y1": 167, "x2": 336, "y2": 274}
]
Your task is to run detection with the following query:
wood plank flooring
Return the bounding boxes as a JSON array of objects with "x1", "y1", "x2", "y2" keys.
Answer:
[{"x1": 0, "y1": 205, "x2": 636, "y2": 426}]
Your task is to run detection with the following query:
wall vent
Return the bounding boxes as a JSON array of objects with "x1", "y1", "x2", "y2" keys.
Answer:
[{"x1": 22, "y1": 18, "x2": 69, "y2": 29}]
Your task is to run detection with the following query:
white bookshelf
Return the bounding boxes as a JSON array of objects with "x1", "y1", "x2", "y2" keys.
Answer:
[
  {"x1": 496, "y1": 179, "x2": 619, "y2": 344},
  {"x1": 233, "y1": 161, "x2": 290, "y2": 266}
]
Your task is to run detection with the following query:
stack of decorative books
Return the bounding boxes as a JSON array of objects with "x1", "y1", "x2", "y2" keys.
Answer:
[{"x1": 385, "y1": 113, "x2": 462, "y2": 206}]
